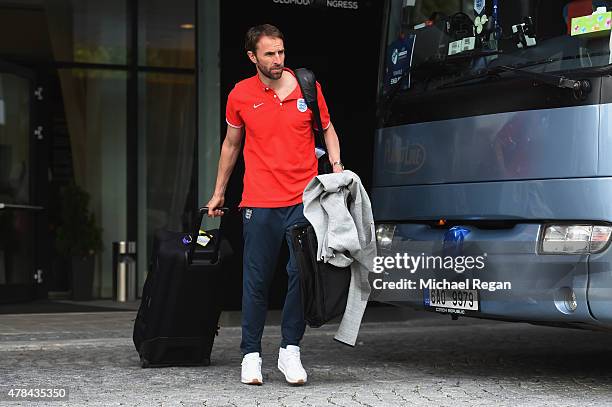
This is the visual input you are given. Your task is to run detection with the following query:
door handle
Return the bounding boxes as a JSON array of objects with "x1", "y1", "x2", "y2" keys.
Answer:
[{"x1": 0, "y1": 203, "x2": 44, "y2": 210}]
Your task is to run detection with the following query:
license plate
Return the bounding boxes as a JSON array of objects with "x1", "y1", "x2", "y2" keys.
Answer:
[{"x1": 424, "y1": 289, "x2": 479, "y2": 312}]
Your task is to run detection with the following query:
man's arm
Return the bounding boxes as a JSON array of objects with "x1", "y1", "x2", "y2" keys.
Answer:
[
  {"x1": 323, "y1": 122, "x2": 343, "y2": 173},
  {"x1": 205, "y1": 125, "x2": 244, "y2": 217}
]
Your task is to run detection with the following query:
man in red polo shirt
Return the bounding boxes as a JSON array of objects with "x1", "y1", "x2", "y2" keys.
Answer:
[{"x1": 205, "y1": 24, "x2": 343, "y2": 386}]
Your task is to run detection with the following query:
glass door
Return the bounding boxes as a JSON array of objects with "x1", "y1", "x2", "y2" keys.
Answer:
[{"x1": 0, "y1": 61, "x2": 44, "y2": 303}]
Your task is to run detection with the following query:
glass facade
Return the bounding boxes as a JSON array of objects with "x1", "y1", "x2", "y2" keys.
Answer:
[
  {"x1": 55, "y1": 68, "x2": 128, "y2": 295},
  {"x1": 0, "y1": 70, "x2": 35, "y2": 289},
  {"x1": 0, "y1": 0, "x2": 201, "y2": 299},
  {"x1": 138, "y1": 0, "x2": 195, "y2": 68},
  {"x1": 0, "y1": 72, "x2": 30, "y2": 205},
  {"x1": 137, "y1": 72, "x2": 196, "y2": 293},
  {"x1": 46, "y1": 0, "x2": 128, "y2": 64}
]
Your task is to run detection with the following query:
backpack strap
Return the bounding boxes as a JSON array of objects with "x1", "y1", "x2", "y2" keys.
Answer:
[{"x1": 295, "y1": 68, "x2": 326, "y2": 150}]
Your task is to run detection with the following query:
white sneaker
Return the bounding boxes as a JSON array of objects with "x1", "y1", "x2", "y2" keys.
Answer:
[
  {"x1": 241, "y1": 352, "x2": 263, "y2": 385},
  {"x1": 277, "y1": 345, "x2": 307, "y2": 385}
]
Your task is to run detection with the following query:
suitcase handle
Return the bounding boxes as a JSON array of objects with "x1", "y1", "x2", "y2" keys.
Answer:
[{"x1": 187, "y1": 207, "x2": 229, "y2": 264}]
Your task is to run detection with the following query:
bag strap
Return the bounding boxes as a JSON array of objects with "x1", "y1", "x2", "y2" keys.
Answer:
[{"x1": 295, "y1": 68, "x2": 326, "y2": 151}]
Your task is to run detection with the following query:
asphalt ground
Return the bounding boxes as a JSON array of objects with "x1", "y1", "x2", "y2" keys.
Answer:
[{"x1": 1, "y1": 306, "x2": 612, "y2": 406}]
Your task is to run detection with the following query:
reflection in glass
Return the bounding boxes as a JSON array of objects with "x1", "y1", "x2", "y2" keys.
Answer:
[
  {"x1": 0, "y1": 210, "x2": 35, "y2": 286},
  {"x1": 137, "y1": 72, "x2": 196, "y2": 290},
  {"x1": 0, "y1": 72, "x2": 29, "y2": 205},
  {"x1": 0, "y1": 70, "x2": 34, "y2": 289},
  {"x1": 45, "y1": 0, "x2": 127, "y2": 64},
  {"x1": 0, "y1": 0, "x2": 127, "y2": 64},
  {"x1": 382, "y1": 0, "x2": 612, "y2": 96},
  {"x1": 56, "y1": 69, "x2": 127, "y2": 297},
  {"x1": 138, "y1": 0, "x2": 195, "y2": 68}
]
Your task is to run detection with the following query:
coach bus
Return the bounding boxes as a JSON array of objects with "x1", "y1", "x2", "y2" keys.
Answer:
[{"x1": 371, "y1": 0, "x2": 612, "y2": 329}]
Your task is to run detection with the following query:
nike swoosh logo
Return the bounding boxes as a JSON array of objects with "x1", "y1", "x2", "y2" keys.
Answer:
[{"x1": 253, "y1": 103, "x2": 264, "y2": 109}]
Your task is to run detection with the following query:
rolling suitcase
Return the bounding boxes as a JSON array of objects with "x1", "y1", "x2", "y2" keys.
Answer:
[
  {"x1": 290, "y1": 224, "x2": 351, "y2": 328},
  {"x1": 133, "y1": 207, "x2": 230, "y2": 368}
]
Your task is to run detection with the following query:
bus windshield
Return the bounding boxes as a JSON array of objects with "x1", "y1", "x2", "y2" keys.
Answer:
[{"x1": 381, "y1": 0, "x2": 612, "y2": 97}]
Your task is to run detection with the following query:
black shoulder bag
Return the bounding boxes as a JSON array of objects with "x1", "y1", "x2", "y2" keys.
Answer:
[
  {"x1": 290, "y1": 224, "x2": 352, "y2": 330},
  {"x1": 295, "y1": 68, "x2": 333, "y2": 174}
]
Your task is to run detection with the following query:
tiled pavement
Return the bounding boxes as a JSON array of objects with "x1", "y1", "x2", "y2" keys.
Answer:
[{"x1": 1, "y1": 306, "x2": 612, "y2": 406}]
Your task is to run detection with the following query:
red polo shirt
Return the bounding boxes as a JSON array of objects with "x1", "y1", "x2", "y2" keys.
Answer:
[{"x1": 226, "y1": 68, "x2": 331, "y2": 208}]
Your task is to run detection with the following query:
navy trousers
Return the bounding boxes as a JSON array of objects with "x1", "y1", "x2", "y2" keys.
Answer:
[{"x1": 240, "y1": 203, "x2": 309, "y2": 355}]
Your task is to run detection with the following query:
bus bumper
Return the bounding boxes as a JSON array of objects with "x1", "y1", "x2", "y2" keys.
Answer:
[{"x1": 370, "y1": 223, "x2": 612, "y2": 329}]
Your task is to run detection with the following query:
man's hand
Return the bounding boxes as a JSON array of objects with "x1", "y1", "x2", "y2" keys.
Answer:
[
  {"x1": 205, "y1": 195, "x2": 225, "y2": 218},
  {"x1": 332, "y1": 164, "x2": 344, "y2": 173}
]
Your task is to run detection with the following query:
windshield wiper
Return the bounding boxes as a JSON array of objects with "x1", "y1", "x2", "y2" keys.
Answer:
[
  {"x1": 379, "y1": 52, "x2": 597, "y2": 126},
  {"x1": 438, "y1": 62, "x2": 592, "y2": 96},
  {"x1": 494, "y1": 65, "x2": 590, "y2": 92}
]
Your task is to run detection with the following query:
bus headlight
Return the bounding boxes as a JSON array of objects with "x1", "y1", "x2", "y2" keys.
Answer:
[
  {"x1": 375, "y1": 224, "x2": 396, "y2": 248},
  {"x1": 540, "y1": 224, "x2": 612, "y2": 254}
]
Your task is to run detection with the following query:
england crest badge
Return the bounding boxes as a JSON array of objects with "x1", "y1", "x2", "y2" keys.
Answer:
[{"x1": 297, "y1": 98, "x2": 308, "y2": 113}]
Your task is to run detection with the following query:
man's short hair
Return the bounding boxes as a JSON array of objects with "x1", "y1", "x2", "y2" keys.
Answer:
[{"x1": 245, "y1": 24, "x2": 284, "y2": 54}]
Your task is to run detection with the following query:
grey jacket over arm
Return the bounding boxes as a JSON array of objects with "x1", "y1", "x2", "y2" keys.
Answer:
[{"x1": 302, "y1": 170, "x2": 377, "y2": 346}]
